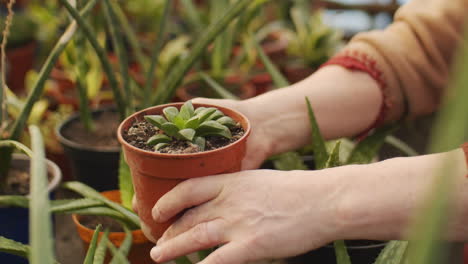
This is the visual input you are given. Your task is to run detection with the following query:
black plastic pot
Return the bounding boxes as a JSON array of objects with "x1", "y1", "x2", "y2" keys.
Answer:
[
  {"x1": 57, "y1": 108, "x2": 120, "y2": 191},
  {"x1": 0, "y1": 154, "x2": 62, "y2": 264},
  {"x1": 287, "y1": 240, "x2": 387, "y2": 264}
]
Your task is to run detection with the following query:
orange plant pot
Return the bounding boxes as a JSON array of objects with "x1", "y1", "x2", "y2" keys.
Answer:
[
  {"x1": 72, "y1": 190, "x2": 154, "y2": 264},
  {"x1": 117, "y1": 103, "x2": 251, "y2": 242}
]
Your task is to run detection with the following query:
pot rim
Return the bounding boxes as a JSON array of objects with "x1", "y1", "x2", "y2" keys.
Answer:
[
  {"x1": 56, "y1": 107, "x2": 121, "y2": 153},
  {"x1": 118, "y1": 102, "x2": 251, "y2": 158},
  {"x1": 11, "y1": 153, "x2": 62, "y2": 196}
]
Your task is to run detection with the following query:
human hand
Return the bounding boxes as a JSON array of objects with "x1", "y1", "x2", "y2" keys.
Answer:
[
  {"x1": 149, "y1": 169, "x2": 347, "y2": 264},
  {"x1": 192, "y1": 98, "x2": 275, "y2": 170}
]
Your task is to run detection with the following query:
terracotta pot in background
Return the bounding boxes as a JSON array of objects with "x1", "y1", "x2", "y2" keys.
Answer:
[
  {"x1": 118, "y1": 103, "x2": 251, "y2": 242},
  {"x1": 176, "y1": 74, "x2": 255, "y2": 102},
  {"x1": 249, "y1": 72, "x2": 274, "y2": 96},
  {"x1": 4, "y1": 42, "x2": 36, "y2": 95},
  {"x1": 281, "y1": 64, "x2": 315, "y2": 84},
  {"x1": 72, "y1": 190, "x2": 154, "y2": 264}
]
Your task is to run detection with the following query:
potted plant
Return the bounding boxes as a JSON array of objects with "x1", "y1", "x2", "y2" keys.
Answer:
[{"x1": 117, "y1": 100, "x2": 251, "y2": 242}]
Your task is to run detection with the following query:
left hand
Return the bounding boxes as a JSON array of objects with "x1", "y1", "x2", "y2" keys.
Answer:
[{"x1": 149, "y1": 169, "x2": 345, "y2": 264}]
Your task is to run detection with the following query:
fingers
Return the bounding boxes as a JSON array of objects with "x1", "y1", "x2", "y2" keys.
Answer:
[
  {"x1": 150, "y1": 218, "x2": 227, "y2": 263},
  {"x1": 152, "y1": 177, "x2": 224, "y2": 223},
  {"x1": 198, "y1": 242, "x2": 251, "y2": 264}
]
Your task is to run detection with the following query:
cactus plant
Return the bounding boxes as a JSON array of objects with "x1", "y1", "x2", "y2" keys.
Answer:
[{"x1": 144, "y1": 100, "x2": 236, "y2": 152}]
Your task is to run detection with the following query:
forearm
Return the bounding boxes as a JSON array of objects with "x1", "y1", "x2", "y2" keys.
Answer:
[
  {"x1": 336, "y1": 149, "x2": 468, "y2": 241},
  {"x1": 240, "y1": 65, "x2": 382, "y2": 155}
]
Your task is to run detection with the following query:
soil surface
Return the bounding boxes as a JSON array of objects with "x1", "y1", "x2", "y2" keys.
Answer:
[
  {"x1": 62, "y1": 111, "x2": 120, "y2": 149},
  {"x1": 123, "y1": 119, "x2": 245, "y2": 154},
  {"x1": 80, "y1": 215, "x2": 126, "y2": 232},
  {"x1": 0, "y1": 168, "x2": 53, "y2": 195}
]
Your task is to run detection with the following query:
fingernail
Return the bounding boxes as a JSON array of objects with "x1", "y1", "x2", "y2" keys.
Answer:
[{"x1": 150, "y1": 246, "x2": 161, "y2": 261}]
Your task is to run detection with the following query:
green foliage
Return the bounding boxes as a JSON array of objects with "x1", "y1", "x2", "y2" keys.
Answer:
[
  {"x1": 0, "y1": 236, "x2": 30, "y2": 259},
  {"x1": 118, "y1": 152, "x2": 134, "y2": 210},
  {"x1": 272, "y1": 152, "x2": 308, "y2": 171},
  {"x1": 333, "y1": 240, "x2": 352, "y2": 264},
  {"x1": 0, "y1": 10, "x2": 37, "y2": 48},
  {"x1": 83, "y1": 224, "x2": 102, "y2": 264},
  {"x1": 373, "y1": 241, "x2": 408, "y2": 264},
  {"x1": 144, "y1": 101, "x2": 236, "y2": 151}
]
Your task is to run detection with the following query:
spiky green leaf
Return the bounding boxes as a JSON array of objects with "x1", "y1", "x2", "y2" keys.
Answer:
[
  {"x1": 93, "y1": 230, "x2": 110, "y2": 264},
  {"x1": 272, "y1": 152, "x2": 308, "y2": 171},
  {"x1": 84, "y1": 225, "x2": 102, "y2": 264},
  {"x1": 373, "y1": 241, "x2": 407, "y2": 264},
  {"x1": 147, "y1": 134, "x2": 172, "y2": 146},
  {"x1": 305, "y1": 97, "x2": 329, "y2": 170},
  {"x1": 325, "y1": 141, "x2": 342, "y2": 168},
  {"x1": 110, "y1": 225, "x2": 132, "y2": 264},
  {"x1": 118, "y1": 153, "x2": 134, "y2": 210},
  {"x1": 334, "y1": 240, "x2": 351, "y2": 264},
  {"x1": 0, "y1": 236, "x2": 30, "y2": 259},
  {"x1": 0, "y1": 195, "x2": 29, "y2": 208}
]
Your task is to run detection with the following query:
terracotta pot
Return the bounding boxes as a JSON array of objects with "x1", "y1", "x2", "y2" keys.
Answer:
[
  {"x1": 72, "y1": 190, "x2": 154, "y2": 264},
  {"x1": 249, "y1": 72, "x2": 273, "y2": 96},
  {"x1": 176, "y1": 74, "x2": 255, "y2": 102},
  {"x1": 3, "y1": 41, "x2": 36, "y2": 94},
  {"x1": 118, "y1": 103, "x2": 251, "y2": 242}
]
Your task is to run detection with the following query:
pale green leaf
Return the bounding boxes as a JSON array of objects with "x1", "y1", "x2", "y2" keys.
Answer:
[
  {"x1": 197, "y1": 108, "x2": 217, "y2": 123},
  {"x1": 216, "y1": 116, "x2": 236, "y2": 127},
  {"x1": 0, "y1": 195, "x2": 29, "y2": 208},
  {"x1": 161, "y1": 122, "x2": 180, "y2": 137},
  {"x1": 194, "y1": 137, "x2": 206, "y2": 152},
  {"x1": 155, "y1": 143, "x2": 169, "y2": 151},
  {"x1": 178, "y1": 128, "x2": 196, "y2": 141},
  {"x1": 144, "y1": 115, "x2": 167, "y2": 129},
  {"x1": 185, "y1": 116, "x2": 200, "y2": 129},
  {"x1": 334, "y1": 240, "x2": 351, "y2": 264},
  {"x1": 0, "y1": 236, "x2": 30, "y2": 259},
  {"x1": 110, "y1": 226, "x2": 132, "y2": 264},
  {"x1": 305, "y1": 97, "x2": 329, "y2": 170},
  {"x1": 147, "y1": 134, "x2": 172, "y2": 146},
  {"x1": 84, "y1": 225, "x2": 102, "y2": 264},
  {"x1": 373, "y1": 241, "x2": 408, "y2": 264},
  {"x1": 194, "y1": 107, "x2": 207, "y2": 115},
  {"x1": 118, "y1": 153, "x2": 134, "y2": 210},
  {"x1": 197, "y1": 121, "x2": 232, "y2": 138},
  {"x1": 325, "y1": 141, "x2": 342, "y2": 168},
  {"x1": 163, "y1": 107, "x2": 179, "y2": 122},
  {"x1": 179, "y1": 101, "x2": 195, "y2": 120},
  {"x1": 93, "y1": 230, "x2": 110, "y2": 264}
]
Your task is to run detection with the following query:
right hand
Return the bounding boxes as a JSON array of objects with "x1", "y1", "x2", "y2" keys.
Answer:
[{"x1": 192, "y1": 98, "x2": 274, "y2": 170}]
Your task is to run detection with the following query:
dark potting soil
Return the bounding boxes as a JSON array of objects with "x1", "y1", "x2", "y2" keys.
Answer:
[
  {"x1": 0, "y1": 168, "x2": 53, "y2": 195},
  {"x1": 123, "y1": 119, "x2": 245, "y2": 154},
  {"x1": 80, "y1": 215, "x2": 126, "y2": 232},
  {"x1": 62, "y1": 111, "x2": 120, "y2": 149}
]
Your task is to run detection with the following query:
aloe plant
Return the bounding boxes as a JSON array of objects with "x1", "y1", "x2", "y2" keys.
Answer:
[{"x1": 144, "y1": 100, "x2": 236, "y2": 152}]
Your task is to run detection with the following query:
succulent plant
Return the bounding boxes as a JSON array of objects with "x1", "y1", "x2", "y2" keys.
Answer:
[{"x1": 144, "y1": 101, "x2": 237, "y2": 151}]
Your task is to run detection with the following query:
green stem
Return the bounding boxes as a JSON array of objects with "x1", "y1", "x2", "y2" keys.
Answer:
[
  {"x1": 103, "y1": 0, "x2": 133, "y2": 114},
  {"x1": 153, "y1": 0, "x2": 254, "y2": 105},
  {"x1": 58, "y1": 0, "x2": 127, "y2": 120},
  {"x1": 143, "y1": 0, "x2": 171, "y2": 108}
]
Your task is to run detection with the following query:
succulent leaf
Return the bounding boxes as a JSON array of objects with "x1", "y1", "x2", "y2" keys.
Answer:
[
  {"x1": 161, "y1": 122, "x2": 180, "y2": 137},
  {"x1": 185, "y1": 116, "x2": 200, "y2": 129},
  {"x1": 208, "y1": 110, "x2": 224, "y2": 120},
  {"x1": 216, "y1": 116, "x2": 236, "y2": 127},
  {"x1": 194, "y1": 107, "x2": 206, "y2": 115},
  {"x1": 155, "y1": 143, "x2": 169, "y2": 151},
  {"x1": 193, "y1": 137, "x2": 206, "y2": 151},
  {"x1": 173, "y1": 115, "x2": 187, "y2": 129},
  {"x1": 144, "y1": 115, "x2": 167, "y2": 129},
  {"x1": 197, "y1": 121, "x2": 232, "y2": 139},
  {"x1": 197, "y1": 107, "x2": 217, "y2": 123},
  {"x1": 177, "y1": 128, "x2": 196, "y2": 141},
  {"x1": 179, "y1": 100, "x2": 195, "y2": 120},
  {"x1": 147, "y1": 134, "x2": 171, "y2": 146},
  {"x1": 163, "y1": 107, "x2": 179, "y2": 122}
]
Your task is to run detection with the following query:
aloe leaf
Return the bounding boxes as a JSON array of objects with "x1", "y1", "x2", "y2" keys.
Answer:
[
  {"x1": 346, "y1": 125, "x2": 397, "y2": 165},
  {"x1": 118, "y1": 153, "x2": 133, "y2": 210},
  {"x1": 107, "y1": 241, "x2": 130, "y2": 264},
  {"x1": 93, "y1": 230, "x2": 110, "y2": 264},
  {"x1": 62, "y1": 182, "x2": 140, "y2": 228},
  {"x1": 109, "y1": 225, "x2": 133, "y2": 264},
  {"x1": 147, "y1": 134, "x2": 172, "y2": 146},
  {"x1": 143, "y1": 0, "x2": 172, "y2": 108},
  {"x1": 153, "y1": 0, "x2": 254, "y2": 105},
  {"x1": 178, "y1": 128, "x2": 196, "y2": 141},
  {"x1": 272, "y1": 152, "x2": 308, "y2": 171},
  {"x1": 197, "y1": 108, "x2": 217, "y2": 123},
  {"x1": 373, "y1": 241, "x2": 408, "y2": 264},
  {"x1": 145, "y1": 115, "x2": 167, "y2": 129},
  {"x1": 175, "y1": 256, "x2": 193, "y2": 264},
  {"x1": 163, "y1": 107, "x2": 179, "y2": 122},
  {"x1": 253, "y1": 36, "x2": 290, "y2": 88},
  {"x1": 216, "y1": 116, "x2": 236, "y2": 127},
  {"x1": 0, "y1": 195, "x2": 29, "y2": 208},
  {"x1": 83, "y1": 224, "x2": 102, "y2": 264},
  {"x1": 194, "y1": 137, "x2": 206, "y2": 152},
  {"x1": 155, "y1": 143, "x2": 169, "y2": 151},
  {"x1": 185, "y1": 116, "x2": 200, "y2": 129},
  {"x1": 179, "y1": 101, "x2": 195, "y2": 120},
  {"x1": 0, "y1": 236, "x2": 30, "y2": 259},
  {"x1": 199, "y1": 72, "x2": 239, "y2": 100},
  {"x1": 58, "y1": 0, "x2": 126, "y2": 120},
  {"x1": 103, "y1": 0, "x2": 132, "y2": 114},
  {"x1": 325, "y1": 141, "x2": 342, "y2": 168},
  {"x1": 334, "y1": 240, "x2": 352, "y2": 264},
  {"x1": 161, "y1": 122, "x2": 180, "y2": 137},
  {"x1": 51, "y1": 198, "x2": 104, "y2": 213},
  {"x1": 305, "y1": 97, "x2": 329, "y2": 170},
  {"x1": 28, "y1": 125, "x2": 54, "y2": 264}
]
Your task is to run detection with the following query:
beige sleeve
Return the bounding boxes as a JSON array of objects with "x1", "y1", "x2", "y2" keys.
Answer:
[{"x1": 337, "y1": 0, "x2": 468, "y2": 122}]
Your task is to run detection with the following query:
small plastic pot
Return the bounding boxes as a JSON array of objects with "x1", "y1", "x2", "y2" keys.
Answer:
[
  {"x1": 0, "y1": 154, "x2": 62, "y2": 264},
  {"x1": 118, "y1": 103, "x2": 251, "y2": 242},
  {"x1": 72, "y1": 190, "x2": 154, "y2": 264}
]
